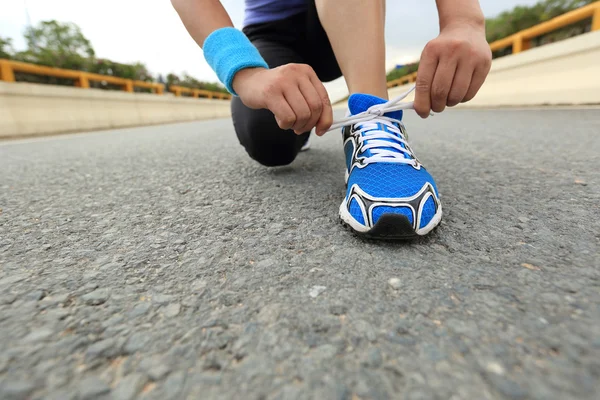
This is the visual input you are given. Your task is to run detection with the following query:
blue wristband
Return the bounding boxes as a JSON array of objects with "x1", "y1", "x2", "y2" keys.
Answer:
[{"x1": 203, "y1": 27, "x2": 269, "y2": 96}]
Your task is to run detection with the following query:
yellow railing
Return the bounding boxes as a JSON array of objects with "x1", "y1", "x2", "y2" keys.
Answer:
[
  {"x1": 0, "y1": 59, "x2": 231, "y2": 100},
  {"x1": 388, "y1": 1, "x2": 600, "y2": 88},
  {"x1": 489, "y1": 1, "x2": 600, "y2": 53},
  {"x1": 0, "y1": 59, "x2": 164, "y2": 94},
  {"x1": 169, "y1": 85, "x2": 232, "y2": 100},
  {"x1": 387, "y1": 71, "x2": 418, "y2": 88}
]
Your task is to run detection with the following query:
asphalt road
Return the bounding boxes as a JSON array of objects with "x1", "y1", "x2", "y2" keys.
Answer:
[{"x1": 1, "y1": 108, "x2": 599, "y2": 400}]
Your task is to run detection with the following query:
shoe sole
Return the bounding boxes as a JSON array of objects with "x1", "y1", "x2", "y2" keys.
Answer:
[
  {"x1": 339, "y1": 200, "x2": 442, "y2": 240},
  {"x1": 300, "y1": 136, "x2": 311, "y2": 152}
]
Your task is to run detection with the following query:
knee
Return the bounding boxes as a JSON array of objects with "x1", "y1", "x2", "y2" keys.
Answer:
[
  {"x1": 233, "y1": 102, "x2": 300, "y2": 167},
  {"x1": 246, "y1": 140, "x2": 298, "y2": 167}
]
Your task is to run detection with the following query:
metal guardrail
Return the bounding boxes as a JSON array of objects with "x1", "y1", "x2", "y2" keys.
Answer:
[
  {"x1": 0, "y1": 59, "x2": 164, "y2": 94},
  {"x1": 2, "y1": 3, "x2": 597, "y2": 96},
  {"x1": 0, "y1": 59, "x2": 231, "y2": 100},
  {"x1": 489, "y1": 1, "x2": 600, "y2": 53},
  {"x1": 388, "y1": 1, "x2": 600, "y2": 88},
  {"x1": 169, "y1": 85, "x2": 231, "y2": 100},
  {"x1": 387, "y1": 71, "x2": 418, "y2": 88}
]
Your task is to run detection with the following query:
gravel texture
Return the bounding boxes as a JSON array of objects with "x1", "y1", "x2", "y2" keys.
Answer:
[{"x1": 1, "y1": 108, "x2": 599, "y2": 399}]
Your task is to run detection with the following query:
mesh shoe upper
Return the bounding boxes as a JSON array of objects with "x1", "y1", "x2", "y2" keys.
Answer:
[{"x1": 343, "y1": 93, "x2": 441, "y2": 230}]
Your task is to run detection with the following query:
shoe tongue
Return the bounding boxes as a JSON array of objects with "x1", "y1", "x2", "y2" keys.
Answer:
[
  {"x1": 347, "y1": 93, "x2": 408, "y2": 160},
  {"x1": 348, "y1": 93, "x2": 403, "y2": 120}
]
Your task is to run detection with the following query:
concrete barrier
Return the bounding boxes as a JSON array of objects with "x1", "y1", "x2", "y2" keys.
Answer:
[
  {"x1": 3, "y1": 29, "x2": 598, "y2": 139},
  {"x1": 388, "y1": 30, "x2": 600, "y2": 108},
  {"x1": 0, "y1": 82, "x2": 231, "y2": 139}
]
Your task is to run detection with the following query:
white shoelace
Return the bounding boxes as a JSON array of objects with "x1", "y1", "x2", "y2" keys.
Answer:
[{"x1": 328, "y1": 85, "x2": 427, "y2": 165}]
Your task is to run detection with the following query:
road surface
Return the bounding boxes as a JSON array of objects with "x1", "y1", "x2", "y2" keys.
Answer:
[{"x1": 1, "y1": 108, "x2": 599, "y2": 400}]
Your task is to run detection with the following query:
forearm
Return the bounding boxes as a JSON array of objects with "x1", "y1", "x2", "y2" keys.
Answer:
[
  {"x1": 171, "y1": 0, "x2": 234, "y2": 47},
  {"x1": 435, "y1": 0, "x2": 485, "y2": 30}
]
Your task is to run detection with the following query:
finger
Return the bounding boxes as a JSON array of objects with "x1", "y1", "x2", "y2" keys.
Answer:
[
  {"x1": 297, "y1": 77, "x2": 322, "y2": 134},
  {"x1": 462, "y1": 62, "x2": 490, "y2": 103},
  {"x1": 446, "y1": 61, "x2": 474, "y2": 107},
  {"x1": 283, "y1": 85, "x2": 312, "y2": 134},
  {"x1": 414, "y1": 45, "x2": 439, "y2": 118},
  {"x1": 430, "y1": 56, "x2": 458, "y2": 113},
  {"x1": 308, "y1": 74, "x2": 333, "y2": 136},
  {"x1": 266, "y1": 93, "x2": 296, "y2": 131}
]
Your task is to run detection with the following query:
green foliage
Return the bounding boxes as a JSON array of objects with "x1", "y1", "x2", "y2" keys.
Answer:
[
  {"x1": 386, "y1": 63, "x2": 419, "y2": 82},
  {"x1": 166, "y1": 72, "x2": 228, "y2": 94},
  {"x1": 92, "y1": 59, "x2": 153, "y2": 81},
  {"x1": 0, "y1": 36, "x2": 14, "y2": 59},
  {"x1": 4, "y1": 19, "x2": 225, "y2": 93},
  {"x1": 19, "y1": 20, "x2": 94, "y2": 71},
  {"x1": 385, "y1": 0, "x2": 596, "y2": 79},
  {"x1": 486, "y1": 0, "x2": 595, "y2": 43}
]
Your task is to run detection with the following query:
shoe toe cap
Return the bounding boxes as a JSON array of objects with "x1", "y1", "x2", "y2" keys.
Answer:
[{"x1": 372, "y1": 205, "x2": 414, "y2": 226}]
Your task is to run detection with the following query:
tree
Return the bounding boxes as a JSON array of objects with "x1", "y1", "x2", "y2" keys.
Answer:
[
  {"x1": 386, "y1": 63, "x2": 419, "y2": 82},
  {"x1": 166, "y1": 72, "x2": 228, "y2": 94},
  {"x1": 0, "y1": 36, "x2": 14, "y2": 59},
  {"x1": 166, "y1": 73, "x2": 182, "y2": 89},
  {"x1": 486, "y1": 0, "x2": 596, "y2": 43},
  {"x1": 19, "y1": 20, "x2": 95, "y2": 71},
  {"x1": 386, "y1": 1, "x2": 595, "y2": 81},
  {"x1": 92, "y1": 59, "x2": 153, "y2": 81},
  {"x1": 6, "y1": 19, "x2": 226, "y2": 94}
]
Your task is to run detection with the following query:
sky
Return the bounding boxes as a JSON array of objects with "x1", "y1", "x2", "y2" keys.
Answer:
[{"x1": 0, "y1": 0, "x2": 541, "y2": 97}]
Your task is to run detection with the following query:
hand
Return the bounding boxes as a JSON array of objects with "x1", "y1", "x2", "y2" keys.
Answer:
[
  {"x1": 414, "y1": 23, "x2": 492, "y2": 118},
  {"x1": 232, "y1": 64, "x2": 333, "y2": 136}
]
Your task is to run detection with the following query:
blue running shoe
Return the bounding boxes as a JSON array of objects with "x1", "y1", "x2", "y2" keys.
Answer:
[{"x1": 329, "y1": 87, "x2": 442, "y2": 239}]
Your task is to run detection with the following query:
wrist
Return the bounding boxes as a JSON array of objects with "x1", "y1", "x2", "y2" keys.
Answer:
[
  {"x1": 441, "y1": 16, "x2": 485, "y2": 33},
  {"x1": 203, "y1": 27, "x2": 269, "y2": 96},
  {"x1": 436, "y1": 0, "x2": 485, "y2": 31},
  {"x1": 231, "y1": 67, "x2": 266, "y2": 95}
]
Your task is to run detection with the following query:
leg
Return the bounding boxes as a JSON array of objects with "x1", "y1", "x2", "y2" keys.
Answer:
[
  {"x1": 232, "y1": 97, "x2": 309, "y2": 167},
  {"x1": 232, "y1": 31, "x2": 309, "y2": 167},
  {"x1": 315, "y1": 0, "x2": 388, "y2": 99},
  {"x1": 303, "y1": 1, "x2": 342, "y2": 83},
  {"x1": 311, "y1": 1, "x2": 442, "y2": 239}
]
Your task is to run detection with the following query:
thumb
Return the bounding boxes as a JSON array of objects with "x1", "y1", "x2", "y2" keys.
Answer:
[{"x1": 414, "y1": 49, "x2": 438, "y2": 119}]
